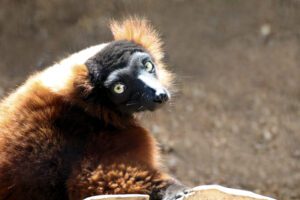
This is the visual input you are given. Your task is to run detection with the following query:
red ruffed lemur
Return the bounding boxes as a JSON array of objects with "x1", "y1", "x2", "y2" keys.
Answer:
[{"x1": 0, "y1": 18, "x2": 189, "y2": 200}]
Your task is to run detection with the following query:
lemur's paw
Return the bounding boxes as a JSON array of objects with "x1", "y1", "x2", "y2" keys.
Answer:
[
  {"x1": 173, "y1": 189, "x2": 191, "y2": 200},
  {"x1": 163, "y1": 185, "x2": 192, "y2": 200}
]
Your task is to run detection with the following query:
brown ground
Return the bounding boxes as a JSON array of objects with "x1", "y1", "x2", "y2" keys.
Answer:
[{"x1": 0, "y1": 0, "x2": 300, "y2": 199}]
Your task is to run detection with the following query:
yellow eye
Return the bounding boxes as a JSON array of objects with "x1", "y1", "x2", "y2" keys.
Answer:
[
  {"x1": 144, "y1": 61, "x2": 154, "y2": 72},
  {"x1": 113, "y1": 83, "x2": 125, "y2": 94}
]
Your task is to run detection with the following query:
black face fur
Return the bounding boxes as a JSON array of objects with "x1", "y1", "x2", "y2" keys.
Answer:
[{"x1": 85, "y1": 40, "x2": 170, "y2": 115}]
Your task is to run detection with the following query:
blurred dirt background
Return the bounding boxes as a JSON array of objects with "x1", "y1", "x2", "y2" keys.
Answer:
[{"x1": 0, "y1": 0, "x2": 300, "y2": 199}]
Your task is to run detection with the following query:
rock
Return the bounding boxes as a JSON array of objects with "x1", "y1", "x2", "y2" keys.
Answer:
[
  {"x1": 83, "y1": 185, "x2": 276, "y2": 200},
  {"x1": 186, "y1": 185, "x2": 275, "y2": 200},
  {"x1": 84, "y1": 194, "x2": 149, "y2": 200}
]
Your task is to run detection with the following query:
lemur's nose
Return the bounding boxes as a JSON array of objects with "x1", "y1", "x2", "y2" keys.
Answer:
[{"x1": 153, "y1": 92, "x2": 169, "y2": 104}]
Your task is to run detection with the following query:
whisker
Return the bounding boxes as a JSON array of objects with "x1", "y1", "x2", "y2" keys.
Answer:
[
  {"x1": 126, "y1": 102, "x2": 137, "y2": 106},
  {"x1": 138, "y1": 105, "x2": 144, "y2": 111}
]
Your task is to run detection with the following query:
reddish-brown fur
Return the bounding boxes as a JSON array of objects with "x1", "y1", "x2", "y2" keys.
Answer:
[{"x1": 0, "y1": 18, "x2": 179, "y2": 200}]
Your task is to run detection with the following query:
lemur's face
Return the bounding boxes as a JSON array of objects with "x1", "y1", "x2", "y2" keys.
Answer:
[{"x1": 85, "y1": 41, "x2": 170, "y2": 114}]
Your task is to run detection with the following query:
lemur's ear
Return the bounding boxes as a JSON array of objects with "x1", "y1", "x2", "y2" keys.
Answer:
[{"x1": 110, "y1": 17, "x2": 164, "y2": 62}]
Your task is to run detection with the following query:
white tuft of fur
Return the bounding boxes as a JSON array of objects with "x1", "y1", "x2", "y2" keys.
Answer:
[{"x1": 39, "y1": 43, "x2": 108, "y2": 93}]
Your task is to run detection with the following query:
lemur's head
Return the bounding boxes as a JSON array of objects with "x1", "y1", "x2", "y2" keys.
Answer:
[{"x1": 83, "y1": 18, "x2": 174, "y2": 115}]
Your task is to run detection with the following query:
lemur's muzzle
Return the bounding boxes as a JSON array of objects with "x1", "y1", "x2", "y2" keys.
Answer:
[
  {"x1": 153, "y1": 91, "x2": 169, "y2": 104},
  {"x1": 138, "y1": 72, "x2": 170, "y2": 100}
]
